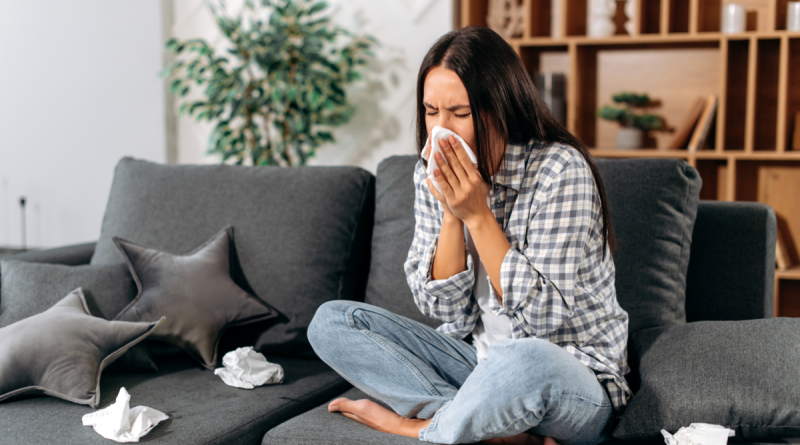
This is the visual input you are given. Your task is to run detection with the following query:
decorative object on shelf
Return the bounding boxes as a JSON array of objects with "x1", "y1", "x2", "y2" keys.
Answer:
[
  {"x1": 624, "y1": 0, "x2": 636, "y2": 35},
  {"x1": 721, "y1": 3, "x2": 746, "y2": 34},
  {"x1": 793, "y1": 112, "x2": 800, "y2": 150},
  {"x1": 597, "y1": 92, "x2": 664, "y2": 150},
  {"x1": 551, "y1": 0, "x2": 563, "y2": 38},
  {"x1": 160, "y1": 0, "x2": 377, "y2": 166},
  {"x1": 776, "y1": 225, "x2": 793, "y2": 271},
  {"x1": 667, "y1": 98, "x2": 706, "y2": 150},
  {"x1": 789, "y1": 2, "x2": 800, "y2": 32},
  {"x1": 534, "y1": 73, "x2": 566, "y2": 126},
  {"x1": 487, "y1": 0, "x2": 525, "y2": 39},
  {"x1": 687, "y1": 95, "x2": 718, "y2": 153},
  {"x1": 587, "y1": 0, "x2": 616, "y2": 38}
]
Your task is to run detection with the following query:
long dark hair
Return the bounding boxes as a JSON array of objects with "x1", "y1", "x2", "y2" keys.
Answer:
[{"x1": 415, "y1": 26, "x2": 616, "y2": 256}]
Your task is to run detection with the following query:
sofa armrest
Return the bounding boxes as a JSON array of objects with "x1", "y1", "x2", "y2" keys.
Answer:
[
  {"x1": 2, "y1": 242, "x2": 96, "y2": 266},
  {"x1": 685, "y1": 201, "x2": 776, "y2": 322}
]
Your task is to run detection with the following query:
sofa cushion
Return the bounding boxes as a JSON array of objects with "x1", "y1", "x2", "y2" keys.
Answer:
[
  {"x1": 0, "y1": 260, "x2": 157, "y2": 372},
  {"x1": 595, "y1": 158, "x2": 702, "y2": 334},
  {"x1": 614, "y1": 318, "x2": 800, "y2": 441},
  {"x1": 262, "y1": 387, "x2": 421, "y2": 445},
  {"x1": 90, "y1": 158, "x2": 375, "y2": 358},
  {"x1": 0, "y1": 351, "x2": 351, "y2": 444},
  {"x1": 0, "y1": 289, "x2": 162, "y2": 408},
  {"x1": 364, "y1": 156, "x2": 439, "y2": 329},
  {"x1": 113, "y1": 226, "x2": 276, "y2": 370}
]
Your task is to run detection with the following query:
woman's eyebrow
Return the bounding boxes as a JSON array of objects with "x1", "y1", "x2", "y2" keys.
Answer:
[{"x1": 423, "y1": 102, "x2": 470, "y2": 111}]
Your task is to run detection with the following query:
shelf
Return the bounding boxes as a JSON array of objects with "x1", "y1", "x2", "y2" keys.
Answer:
[
  {"x1": 777, "y1": 265, "x2": 800, "y2": 280},
  {"x1": 509, "y1": 31, "x2": 800, "y2": 48},
  {"x1": 590, "y1": 149, "x2": 800, "y2": 160}
]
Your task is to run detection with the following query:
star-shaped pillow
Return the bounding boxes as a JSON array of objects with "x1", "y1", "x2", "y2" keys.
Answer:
[
  {"x1": 112, "y1": 225, "x2": 276, "y2": 370},
  {"x1": 0, "y1": 289, "x2": 163, "y2": 408}
]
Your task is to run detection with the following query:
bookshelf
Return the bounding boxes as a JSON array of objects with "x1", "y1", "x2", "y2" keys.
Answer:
[{"x1": 456, "y1": 0, "x2": 800, "y2": 317}]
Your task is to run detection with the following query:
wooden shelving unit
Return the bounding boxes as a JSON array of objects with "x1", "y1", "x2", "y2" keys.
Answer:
[{"x1": 457, "y1": 0, "x2": 800, "y2": 317}]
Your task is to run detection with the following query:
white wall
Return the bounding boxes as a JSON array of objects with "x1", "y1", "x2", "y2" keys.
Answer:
[
  {"x1": 0, "y1": 1, "x2": 166, "y2": 248},
  {"x1": 170, "y1": 0, "x2": 453, "y2": 174}
]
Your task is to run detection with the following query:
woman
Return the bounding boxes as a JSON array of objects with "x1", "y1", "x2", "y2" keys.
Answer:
[{"x1": 308, "y1": 26, "x2": 631, "y2": 445}]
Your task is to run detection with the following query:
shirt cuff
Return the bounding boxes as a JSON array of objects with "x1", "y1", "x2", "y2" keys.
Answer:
[
  {"x1": 419, "y1": 236, "x2": 475, "y2": 299},
  {"x1": 487, "y1": 247, "x2": 533, "y2": 315}
]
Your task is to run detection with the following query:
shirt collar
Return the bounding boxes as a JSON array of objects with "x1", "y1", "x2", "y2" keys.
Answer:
[{"x1": 493, "y1": 141, "x2": 530, "y2": 192}]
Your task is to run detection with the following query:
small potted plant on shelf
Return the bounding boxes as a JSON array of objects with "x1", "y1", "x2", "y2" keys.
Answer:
[{"x1": 597, "y1": 92, "x2": 663, "y2": 150}]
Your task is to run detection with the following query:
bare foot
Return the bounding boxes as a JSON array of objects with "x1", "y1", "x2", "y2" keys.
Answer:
[
  {"x1": 483, "y1": 433, "x2": 560, "y2": 445},
  {"x1": 328, "y1": 398, "x2": 431, "y2": 438}
]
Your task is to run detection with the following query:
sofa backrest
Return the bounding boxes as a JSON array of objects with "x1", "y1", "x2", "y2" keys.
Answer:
[
  {"x1": 366, "y1": 155, "x2": 707, "y2": 337},
  {"x1": 92, "y1": 157, "x2": 375, "y2": 358}
]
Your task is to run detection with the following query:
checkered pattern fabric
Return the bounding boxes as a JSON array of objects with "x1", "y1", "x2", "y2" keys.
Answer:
[{"x1": 404, "y1": 140, "x2": 632, "y2": 411}]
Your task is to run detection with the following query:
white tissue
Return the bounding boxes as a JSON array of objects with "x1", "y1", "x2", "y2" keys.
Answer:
[
  {"x1": 661, "y1": 423, "x2": 735, "y2": 445},
  {"x1": 214, "y1": 346, "x2": 284, "y2": 389},
  {"x1": 82, "y1": 387, "x2": 168, "y2": 443},
  {"x1": 421, "y1": 126, "x2": 477, "y2": 193}
]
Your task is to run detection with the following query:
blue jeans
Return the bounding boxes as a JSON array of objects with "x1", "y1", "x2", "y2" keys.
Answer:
[{"x1": 308, "y1": 301, "x2": 615, "y2": 445}]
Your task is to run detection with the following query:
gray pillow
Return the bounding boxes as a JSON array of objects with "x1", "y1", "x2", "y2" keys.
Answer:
[
  {"x1": 595, "y1": 158, "x2": 702, "y2": 335},
  {"x1": 613, "y1": 318, "x2": 800, "y2": 441},
  {"x1": 113, "y1": 225, "x2": 277, "y2": 370},
  {"x1": 91, "y1": 157, "x2": 374, "y2": 358},
  {"x1": 0, "y1": 260, "x2": 157, "y2": 372},
  {"x1": 364, "y1": 156, "x2": 439, "y2": 329},
  {"x1": 0, "y1": 289, "x2": 163, "y2": 408}
]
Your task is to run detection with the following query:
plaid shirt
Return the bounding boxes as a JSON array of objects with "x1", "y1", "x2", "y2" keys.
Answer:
[{"x1": 404, "y1": 140, "x2": 632, "y2": 412}]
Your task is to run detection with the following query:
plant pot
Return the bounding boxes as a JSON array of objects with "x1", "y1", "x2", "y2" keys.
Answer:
[{"x1": 616, "y1": 126, "x2": 643, "y2": 150}]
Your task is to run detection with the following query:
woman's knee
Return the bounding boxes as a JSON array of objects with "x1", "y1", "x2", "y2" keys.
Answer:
[{"x1": 308, "y1": 300, "x2": 357, "y2": 351}]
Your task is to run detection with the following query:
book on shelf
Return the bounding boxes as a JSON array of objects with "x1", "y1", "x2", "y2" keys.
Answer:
[
  {"x1": 667, "y1": 97, "x2": 706, "y2": 150},
  {"x1": 793, "y1": 112, "x2": 800, "y2": 151},
  {"x1": 776, "y1": 225, "x2": 793, "y2": 271},
  {"x1": 687, "y1": 95, "x2": 718, "y2": 153}
]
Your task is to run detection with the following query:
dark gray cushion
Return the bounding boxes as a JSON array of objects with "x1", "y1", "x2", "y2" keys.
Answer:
[
  {"x1": 685, "y1": 201, "x2": 776, "y2": 322},
  {"x1": 91, "y1": 157, "x2": 375, "y2": 358},
  {"x1": 614, "y1": 318, "x2": 800, "y2": 441},
  {"x1": 0, "y1": 289, "x2": 162, "y2": 408},
  {"x1": 364, "y1": 156, "x2": 439, "y2": 329},
  {"x1": 0, "y1": 260, "x2": 157, "y2": 372},
  {"x1": 595, "y1": 158, "x2": 702, "y2": 334},
  {"x1": 0, "y1": 352, "x2": 351, "y2": 445},
  {"x1": 114, "y1": 225, "x2": 276, "y2": 370},
  {"x1": 263, "y1": 387, "x2": 421, "y2": 445}
]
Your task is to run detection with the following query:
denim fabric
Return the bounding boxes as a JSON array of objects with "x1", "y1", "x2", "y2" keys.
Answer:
[{"x1": 309, "y1": 301, "x2": 615, "y2": 445}]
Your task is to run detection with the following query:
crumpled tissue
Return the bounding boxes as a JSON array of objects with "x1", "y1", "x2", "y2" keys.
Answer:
[
  {"x1": 421, "y1": 126, "x2": 477, "y2": 193},
  {"x1": 214, "y1": 346, "x2": 284, "y2": 389},
  {"x1": 661, "y1": 423, "x2": 735, "y2": 445},
  {"x1": 82, "y1": 387, "x2": 168, "y2": 443}
]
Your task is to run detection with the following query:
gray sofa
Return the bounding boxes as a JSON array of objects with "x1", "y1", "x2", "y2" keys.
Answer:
[{"x1": 0, "y1": 154, "x2": 793, "y2": 445}]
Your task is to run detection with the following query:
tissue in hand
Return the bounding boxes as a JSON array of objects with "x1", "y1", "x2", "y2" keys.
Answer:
[
  {"x1": 661, "y1": 423, "x2": 735, "y2": 445},
  {"x1": 421, "y1": 126, "x2": 477, "y2": 194},
  {"x1": 82, "y1": 387, "x2": 168, "y2": 443},
  {"x1": 214, "y1": 346, "x2": 284, "y2": 389}
]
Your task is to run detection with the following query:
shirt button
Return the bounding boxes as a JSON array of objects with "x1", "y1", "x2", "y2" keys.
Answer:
[{"x1": 495, "y1": 199, "x2": 502, "y2": 207}]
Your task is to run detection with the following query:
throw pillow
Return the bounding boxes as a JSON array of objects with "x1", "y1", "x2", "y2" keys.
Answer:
[
  {"x1": 0, "y1": 260, "x2": 158, "y2": 372},
  {"x1": 90, "y1": 157, "x2": 374, "y2": 358},
  {"x1": 613, "y1": 318, "x2": 800, "y2": 441},
  {"x1": 113, "y1": 225, "x2": 277, "y2": 370},
  {"x1": 595, "y1": 158, "x2": 702, "y2": 335},
  {"x1": 0, "y1": 289, "x2": 163, "y2": 408}
]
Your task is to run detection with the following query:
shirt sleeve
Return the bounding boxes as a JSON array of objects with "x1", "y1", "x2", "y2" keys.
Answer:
[
  {"x1": 403, "y1": 160, "x2": 477, "y2": 325},
  {"x1": 487, "y1": 160, "x2": 601, "y2": 338}
]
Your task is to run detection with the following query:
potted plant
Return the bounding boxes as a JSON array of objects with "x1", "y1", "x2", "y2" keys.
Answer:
[
  {"x1": 160, "y1": 0, "x2": 377, "y2": 166},
  {"x1": 597, "y1": 92, "x2": 663, "y2": 150}
]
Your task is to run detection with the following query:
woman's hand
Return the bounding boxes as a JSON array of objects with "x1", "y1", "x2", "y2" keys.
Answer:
[{"x1": 427, "y1": 135, "x2": 492, "y2": 227}]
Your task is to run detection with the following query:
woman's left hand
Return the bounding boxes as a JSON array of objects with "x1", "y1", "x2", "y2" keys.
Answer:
[{"x1": 432, "y1": 135, "x2": 492, "y2": 226}]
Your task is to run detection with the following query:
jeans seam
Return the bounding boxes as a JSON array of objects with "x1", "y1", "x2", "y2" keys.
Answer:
[
  {"x1": 419, "y1": 400, "x2": 451, "y2": 441},
  {"x1": 561, "y1": 394, "x2": 613, "y2": 408},
  {"x1": 346, "y1": 308, "x2": 443, "y2": 398}
]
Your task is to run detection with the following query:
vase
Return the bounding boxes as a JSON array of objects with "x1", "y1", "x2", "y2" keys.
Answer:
[
  {"x1": 616, "y1": 127, "x2": 643, "y2": 150},
  {"x1": 624, "y1": 0, "x2": 636, "y2": 35},
  {"x1": 587, "y1": 0, "x2": 616, "y2": 38}
]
